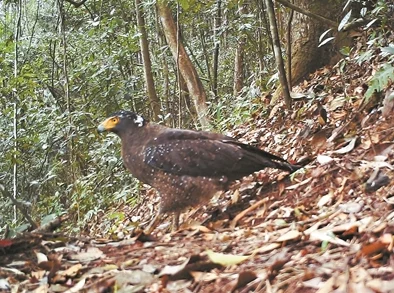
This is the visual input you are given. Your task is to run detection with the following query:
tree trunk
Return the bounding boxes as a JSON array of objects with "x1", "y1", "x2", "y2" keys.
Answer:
[
  {"x1": 135, "y1": 0, "x2": 161, "y2": 121},
  {"x1": 233, "y1": 2, "x2": 246, "y2": 97},
  {"x1": 212, "y1": 0, "x2": 221, "y2": 100},
  {"x1": 179, "y1": 73, "x2": 194, "y2": 127},
  {"x1": 256, "y1": 0, "x2": 266, "y2": 83},
  {"x1": 157, "y1": 1, "x2": 210, "y2": 129},
  {"x1": 265, "y1": 0, "x2": 292, "y2": 108},
  {"x1": 270, "y1": 0, "x2": 343, "y2": 105},
  {"x1": 289, "y1": 0, "x2": 343, "y2": 85}
]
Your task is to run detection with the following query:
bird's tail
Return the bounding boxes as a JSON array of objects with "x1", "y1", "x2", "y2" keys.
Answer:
[
  {"x1": 225, "y1": 140, "x2": 302, "y2": 173},
  {"x1": 255, "y1": 148, "x2": 302, "y2": 173},
  {"x1": 270, "y1": 160, "x2": 301, "y2": 173}
]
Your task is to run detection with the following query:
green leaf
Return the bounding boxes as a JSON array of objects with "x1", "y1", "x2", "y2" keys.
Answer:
[
  {"x1": 321, "y1": 240, "x2": 329, "y2": 252},
  {"x1": 107, "y1": 212, "x2": 125, "y2": 221},
  {"x1": 381, "y1": 45, "x2": 394, "y2": 55},
  {"x1": 41, "y1": 213, "x2": 58, "y2": 226},
  {"x1": 365, "y1": 64, "x2": 394, "y2": 98},
  {"x1": 178, "y1": 0, "x2": 190, "y2": 10},
  {"x1": 357, "y1": 50, "x2": 374, "y2": 65}
]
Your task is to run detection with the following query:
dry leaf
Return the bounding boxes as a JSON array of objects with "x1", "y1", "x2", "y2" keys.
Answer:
[
  {"x1": 276, "y1": 230, "x2": 301, "y2": 242},
  {"x1": 317, "y1": 193, "x2": 333, "y2": 207},
  {"x1": 69, "y1": 247, "x2": 104, "y2": 262},
  {"x1": 254, "y1": 243, "x2": 281, "y2": 254},
  {"x1": 231, "y1": 189, "x2": 240, "y2": 204},
  {"x1": 60, "y1": 264, "x2": 83, "y2": 277},
  {"x1": 0, "y1": 279, "x2": 10, "y2": 290},
  {"x1": 64, "y1": 278, "x2": 86, "y2": 293},
  {"x1": 382, "y1": 89, "x2": 394, "y2": 117},
  {"x1": 308, "y1": 230, "x2": 351, "y2": 246},
  {"x1": 189, "y1": 271, "x2": 221, "y2": 282},
  {"x1": 311, "y1": 130, "x2": 328, "y2": 151},
  {"x1": 114, "y1": 270, "x2": 155, "y2": 286},
  {"x1": 303, "y1": 277, "x2": 324, "y2": 289},
  {"x1": 316, "y1": 154, "x2": 334, "y2": 165},
  {"x1": 159, "y1": 255, "x2": 222, "y2": 281},
  {"x1": 206, "y1": 250, "x2": 250, "y2": 266},
  {"x1": 230, "y1": 271, "x2": 257, "y2": 292},
  {"x1": 35, "y1": 252, "x2": 48, "y2": 264},
  {"x1": 332, "y1": 137, "x2": 358, "y2": 154},
  {"x1": 361, "y1": 240, "x2": 387, "y2": 256},
  {"x1": 366, "y1": 278, "x2": 394, "y2": 292},
  {"x1": 33, "y1": 284, "x2": 49, "y2": 293}
]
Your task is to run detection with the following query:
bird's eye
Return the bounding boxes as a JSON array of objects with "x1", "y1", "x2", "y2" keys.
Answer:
[{"x1": 112, "y1": 117, "x2": 118, "y2": 123}]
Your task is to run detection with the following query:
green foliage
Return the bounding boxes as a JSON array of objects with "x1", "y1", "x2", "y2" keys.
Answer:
[
  {"x1": 365, "y1": 63, "x2": 394, "y2": 98},
  {"x1": 211, "y1": 86, "x2": 264, "y2": 132},
  {"x1": 338, "y1": 1, "x2": 394, "y2": 101},
  {"x1": 0, "y1": 0, "x2": 146, "y2": 234}
]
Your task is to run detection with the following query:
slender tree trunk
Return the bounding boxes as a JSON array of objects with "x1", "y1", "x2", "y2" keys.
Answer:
[
  {"x1": 212, "y1": 0, "x2": 221, "y2": 99},
  {"x1": 57, "y1": 0, "x2": 77, "y2": 185},
  {"x1": 233, "y1": 2, "x2": 246, "y2": 97},
  {"x1": 233, "y1": 43, "x2": 244, "y2": 97},
  {"x1": 286, "y1": 1, "x2": 294, "y2": 88},
  {"x1": 199, "y1": 28, "x2": 211, "y2": 93},
  {"x1": 256, "y1": 0, "x2": 263, "y2": 82},
  {"x1": 265, "y1": 0, "x2": 292, "y2": 108},
  {"x1": 179, "y1": 73, "x2": 195, "y2": 127},
  {"x1": 135, "y1": 0, "x2": 161, "y2": 121},
  {"x1": 157, "y1": 1, "x2": 210, "y2": 129},
  {"x1": 13, "y1": 0, "x2": 22, "y2": 220}
]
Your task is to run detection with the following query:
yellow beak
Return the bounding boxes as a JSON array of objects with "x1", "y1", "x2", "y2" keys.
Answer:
[{"x1": 97, "y1": 117, "x2": 118, "y2": 132}]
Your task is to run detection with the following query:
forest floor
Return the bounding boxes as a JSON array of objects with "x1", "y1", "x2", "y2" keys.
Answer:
[{"x1": 1, "y1": 48, "x2": 394, "y2": 292}]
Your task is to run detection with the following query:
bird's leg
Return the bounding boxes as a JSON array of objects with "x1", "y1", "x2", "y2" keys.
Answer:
[
  {"x1": 144, "y1": 212, "x2": 163, "y2": 235},
  {"x1": 172, "y1": 211, "x2": 180, "y2": 232}
]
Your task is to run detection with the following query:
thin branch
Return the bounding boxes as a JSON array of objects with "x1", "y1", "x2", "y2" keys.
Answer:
[
  {"x1": 22, "y1": 1, "x2": 40, "y2": 68},
  {"x1": 83, "y1": 3, "x2": 95, "y2": 20},
  {"x1": 0, "y1": 183, "x2": 38, "y2": 229},
  {"x1": 13, "y1": 0, "x2": 22, "y2": 220},
  {"x1": 63, "y1": 0, "x2": 88, "y2": 8},
  {"x1": 275, "y1": 0, "x2": 337, "y2": 28}
]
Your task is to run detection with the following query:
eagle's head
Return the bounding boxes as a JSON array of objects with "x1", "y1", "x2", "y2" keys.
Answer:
[{"x1": 97, "y1": 110, "x2": 147, "y2": 136}]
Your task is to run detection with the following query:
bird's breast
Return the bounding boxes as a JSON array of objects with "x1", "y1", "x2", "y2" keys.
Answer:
[{"x1": 122, "y1": 146, "x2": 155, "y2": 184}]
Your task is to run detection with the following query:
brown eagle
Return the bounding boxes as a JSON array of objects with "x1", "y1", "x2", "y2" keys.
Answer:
[{"x1": 98, "y1": 110, "x2": 299, "y2": 233}]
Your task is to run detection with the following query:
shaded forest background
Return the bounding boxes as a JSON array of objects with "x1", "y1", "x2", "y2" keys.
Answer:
[{"x1": 0, "y1": 0, "x2": 392, "y2": 235}]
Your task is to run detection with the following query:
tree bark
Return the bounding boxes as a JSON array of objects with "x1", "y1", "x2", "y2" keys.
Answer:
[
  {"x1": 275, "y1": 0, "x2": 337, "y2": 28},
  {"x1": 288, "y1": 0, "x2": 343, "y2": 85},
  {"x1": 270, "y1": 0, "x2": 344, "y2": 105},
  {"x1": 212, "y1": 0, "x2": 221, "y2": 100},
  {"x1": 157, "y1": 1, "x2": 210, "y2": 129},
  {"x1": 265, "y1": 0, "x2": 292, "y2": 108},
  {"x1": 233, "y1": 2, "x2": 246, "y2": 97},
  {"x1": 286, "y1": 1, "x2": 294, "y2": 88},
  {"x1": 135, "y1": 0, "x2": 161, "y2": 121}
]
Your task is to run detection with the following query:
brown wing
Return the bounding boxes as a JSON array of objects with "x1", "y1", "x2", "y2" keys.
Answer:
[{"x1": 143, "y1": 129, "x2": 297, "y2": 180}]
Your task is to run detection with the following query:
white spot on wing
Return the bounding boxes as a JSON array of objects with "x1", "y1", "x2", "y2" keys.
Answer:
[{"x1": 134, "y1": 115, "x2": 144, "y2": 127}]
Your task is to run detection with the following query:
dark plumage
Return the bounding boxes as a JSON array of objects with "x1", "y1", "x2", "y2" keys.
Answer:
[{"x1": 98, "y1": 110, "x2": 299, "y2": 233}]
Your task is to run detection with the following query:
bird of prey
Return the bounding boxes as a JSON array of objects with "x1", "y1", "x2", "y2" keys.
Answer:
[{"x1": 98, "y1": 110, "x2": 299, "y2": 233}]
